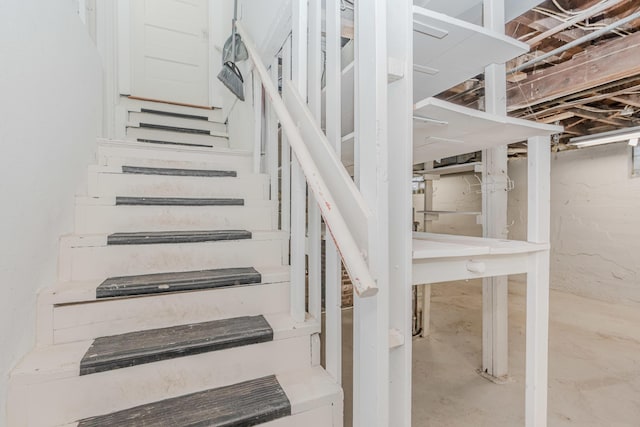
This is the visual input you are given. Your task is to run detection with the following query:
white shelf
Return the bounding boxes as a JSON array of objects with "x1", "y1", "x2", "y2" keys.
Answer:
[
  {"x1": 413, "y1": 98, "x2": 563, "y2": 164},
  {"x1": 413, "y1": 0, "x2": 545, "y2": 26},
  {"x1": 412, "y1": 232, "x2": 548, "y2": 284},
  {"x1": 414, "y1": 161, "x2": 482, "y2": 175},
  {"x1": 322, "y1": 7, "x2": 529, "y2": 142},
  {"x1": 417, "y1": 210, "x2": 481, "y2": 215},
  {"x1": 321, "y1": 62, "x2": 355, "y2": 138},
  {"x1": 412, "y1": 6, "x2": 528, "y2": 102}
]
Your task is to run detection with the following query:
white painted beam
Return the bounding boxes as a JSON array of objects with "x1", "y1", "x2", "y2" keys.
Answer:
[
  {"x1": 387, "y1": 1, "x2": 414, "y2": 425},
  {"x1": 324, "y1": 0, "x2": 343, "y2": 385},
  {"x1": 354, "y1": 0, "x2": 390, "y2": 425},
  {"x1": 290, "y1": 0, "x2": 308, "y2": 324},
  {"x1": 526, "y1": 135, "x2": 551, "y2": 427},
  {"x1": 307, "y1": 0, "x2": 323, "y2": 366},
  {"x1": 481, "y1": 0, "x2": 509, "y2": 381}
]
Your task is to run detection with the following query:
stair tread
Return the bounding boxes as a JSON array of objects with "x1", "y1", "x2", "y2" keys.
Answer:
[
  {"x1": 139, "y1": 122, "x2": 212, "y2": 135},
  {"x1": 135, "y1": 138, "x2": 212, "y2": 148},
  {"x1": 77, "y1": 374, "x2": 290, "y2": 427},
  {"x1": 140, "y1": 108, "x2": 210, "y2": 121},
  {"x1": 98, "y1": 138, "x2": 251, "y2": 156},
  {"x1": 122, "y1": 165, "x2": 237, "y2": 177},
  {"x1": 79, "y1": 315, "x2": 273, "y2": 376},
  {"x1": 115, "y1": 196, "x2": 245, "y2": 206},
  {"x1": 43, "y1": 265, "x2": 289, "y2": 305},
  {"x1": 97, "y1": 267, "x2": 262, "y2": 298},
  {"x1": 107, "y1": 230, "x2": 252, "y2": 245}
]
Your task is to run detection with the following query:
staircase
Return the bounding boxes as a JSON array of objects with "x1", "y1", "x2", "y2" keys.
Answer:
[{"x1": 8, "y1": 104, "x2": 343, "y2": 426}]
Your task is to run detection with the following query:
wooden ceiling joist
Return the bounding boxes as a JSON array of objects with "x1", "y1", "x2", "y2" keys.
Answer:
[
  {"x1": 507, "y1": 29, "x2": 640, "y2": 112},
  {"x1": 610, "y1": 94, "x2": 640, "y2": 108}
]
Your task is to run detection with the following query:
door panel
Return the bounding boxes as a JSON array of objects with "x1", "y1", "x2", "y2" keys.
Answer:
[{"x1": 131, "y1": 0, "x2": 210, "y2": 106}]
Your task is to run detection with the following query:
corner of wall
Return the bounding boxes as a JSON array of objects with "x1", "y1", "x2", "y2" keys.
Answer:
[{"x1": 0, "y1": 1, "x2": 103, "y2": 422}]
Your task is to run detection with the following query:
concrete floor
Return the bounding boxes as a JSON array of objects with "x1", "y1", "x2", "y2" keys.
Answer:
[{"x1": 335, "y1": 280, "x2": 640, "y2": 426}]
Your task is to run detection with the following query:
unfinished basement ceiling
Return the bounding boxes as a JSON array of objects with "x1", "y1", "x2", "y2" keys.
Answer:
[{"x1": 436, "y1": 0, "x2": 640, "y2": 150}]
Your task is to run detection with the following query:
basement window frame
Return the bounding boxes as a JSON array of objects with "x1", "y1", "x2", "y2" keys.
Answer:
[{"x1": 633, "y1": 146, "x2": 640, "y2": 178}]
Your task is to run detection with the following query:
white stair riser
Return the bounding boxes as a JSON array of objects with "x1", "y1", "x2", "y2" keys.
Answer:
[
  {"x1": 9, "y1": 337, "x2": 311, "y2": 427},
  {"x1": 75, "y1": 203, "x2": 276, "y2": 234},
  {"x1": 60, "y1": 238, "x2": 286, "y2": 282},
  {"x1": 124, "y1": 100, "x2": 225, "y2": 123},
  {"x1": 126, "y1": 127, "x2": 229, "y2": 147},
  {"x1": 262, "y1": 405, "x2": 341, "y2": 427},
  {"x1": 51, "y1": 282, "x2": 290, "y2": 344},
  {"x1": 87, "y1": 172, "x2": 269, "y2": 199},
  {"x1": 98, "y1": 144, "x2": 253, "y2": 172},
  {"x1": 129, "y1": 112, "x2": 228, "y2": 134}
]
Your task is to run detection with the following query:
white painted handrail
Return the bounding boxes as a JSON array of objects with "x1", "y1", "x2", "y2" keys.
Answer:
[{"x1": 237, "y1": 22, "x2": 377, "y2": 298}]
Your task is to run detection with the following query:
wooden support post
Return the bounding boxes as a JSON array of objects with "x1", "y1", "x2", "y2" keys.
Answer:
[
  {"x1": 482, "y1": 0, "x2": 509, "y2": 380},
  {"x1": 252, "y1": 72, "x2": 263, "y2": 175},
  {"x1": 324, "y1": 0, "x2": 343, "y2": 384},
  {"x1": 386, "y1": 2, "x2": 413, "y2": 424},
  {"x1": 307, "y1": 0, "x2": 322, "y2": 365},
  {"x1": 267, "y1": 60, "x2": 279, "y2": 225},
  {"x1": 526, "y1": 135, "x2": 551, "y2": 427},
  {"x1": 421, "y1": 176, "x2": 433, "y2": 338},
  {"x1": 281, "y1": 37, "x2": 292, "y2": 233},
  {"x1": 354, "y1": 0, "x2": 390, "y2": 425},
  {"x1": 290, "y1": 0, "x2": 308, "y2": 324}
]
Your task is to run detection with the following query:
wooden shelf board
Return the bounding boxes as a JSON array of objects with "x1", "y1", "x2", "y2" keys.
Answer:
[
  {"x1": 322, "y1": 7, "x2": 529, "y2": 140},
  {"x1": 417, "y1": 210, "x2": 481, "y2": 215},
  {"x1": 412, "y1": 232, "x2": 548, "y2": 260},
  {"x1": 413, "y1": 98, "x2": 563, "y2": 163},
  {"x1": 414, "y1": 161, "x2": 482, "y2": 175},
  {"x1": 412, "y1": 6, "x2": 528, "y2": 102}
]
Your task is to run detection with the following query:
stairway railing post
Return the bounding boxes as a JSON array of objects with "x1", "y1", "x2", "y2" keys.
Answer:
[
  {"x1": 324, "y1": 0, "x2": 343, "y2": 385},
  {"x1": 290, "y1": 0, "x2": 309, "y2": 324},
  {"x1": 353, "y1": 0, "x2": 390, "y2": 425},
  {"x1": 386, "y1": 0, "x2": 414, "y2": 424}
]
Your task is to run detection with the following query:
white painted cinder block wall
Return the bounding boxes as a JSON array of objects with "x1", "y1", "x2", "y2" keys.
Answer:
[
  {"x1": 417, "y1": 143, "x2": 640, "y2": 305},
  {"x1": 0, "y1": 0, "x2": 102, "y2": 422},
  {"x1": 414, "y1": 175, "x2": 483, "y2": 237},
  {"x1": 213, "y1": 0, "x2": 291, "y2": 151},
  {"x1": 509, "y1": 143, "x2": 640, "y2": 305}
]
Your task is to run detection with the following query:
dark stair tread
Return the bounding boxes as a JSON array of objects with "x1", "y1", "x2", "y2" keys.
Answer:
[
  {"x1": 136, "y1": 138, "x2": 212, "y2": 148},
  {"x1": 77, "y1": 375, "x2": 291, "y2": 427},
  {"x1": 141, "y1": 108, "x2": 210, "y2": 121},
  {"x1": 115, "y1": 196, "x2": 244, "y2": 206},
  {"x1": 122, "y1": 165, "x2": 237, "y2": 178},
  {"x1": 97, "y1": 267, "x2": 262, "y2": 298},
  {"x1": 139, "y1": 122, "x2": 213, "y2": 135},
  {"x1": 80, "y1": 315, "x2": 273, "y2": 376},
  {"x1": 107, "y1": 230, "x2": 252, "y2": 245}
]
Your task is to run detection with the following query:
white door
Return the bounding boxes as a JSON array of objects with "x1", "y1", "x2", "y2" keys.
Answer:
[{"x1": 130, "y1": 0, "x2": 210, "y2": 106}]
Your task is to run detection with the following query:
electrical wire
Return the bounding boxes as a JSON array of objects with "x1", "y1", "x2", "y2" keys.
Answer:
[{"x1": 552, "y1": 0, "x2": 607, "y2": 16}]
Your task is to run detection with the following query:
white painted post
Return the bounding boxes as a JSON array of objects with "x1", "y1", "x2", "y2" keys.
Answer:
[
  {"x1": 421, "y1": 176, "x2": 433, "y2": 337},
  {"x1": 267, "y1": 60, "x2": 280, "y2": 216},
  {"x1": 482, "y1": 0, "x2": 509, "y2": 380},
  {"x1": 307, "y1": 0, "x2": 323, "y2": 365},
  {"x1": 252, "y1": 72, "x2": 263, "y2": 174},
  {"x1": 324, "y1": 0, "x2": 343, "y2": 384},
  {"x1": 386, "y1": 0, "x2": 414, "y2": 425},
  {"x1": 354, "y1": 0, "x2": 390, "y2": 425},
  {"x1": 290, "y1": 0, "x2": 308, "y2": 324},
  {"x1": 526, "y1": 135, "x2": 551, "y2": 427},
  {"x1": 281, "y1": 37, "x2": 292, "y2": 233}
]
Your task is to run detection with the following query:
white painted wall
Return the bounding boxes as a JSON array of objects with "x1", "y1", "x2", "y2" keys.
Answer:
[
  {"x1": 424, "y1": 145, "x2": 640, "y2": 305},
  {"x1": 414, "y1": 142, "x2": 640, "y2": 304},
  {"x1": 0, "y1": 0, "x2": 102, "y2": 422},
  {"x1": 509, "y1": 143, "x2": 640, "y2": 305},
  {"x1": 211, "y1": 0, "x2": 291, "y2": 151},
  {"x1": 413, "y1": 174, "x2": 483, "y2": 236}
]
